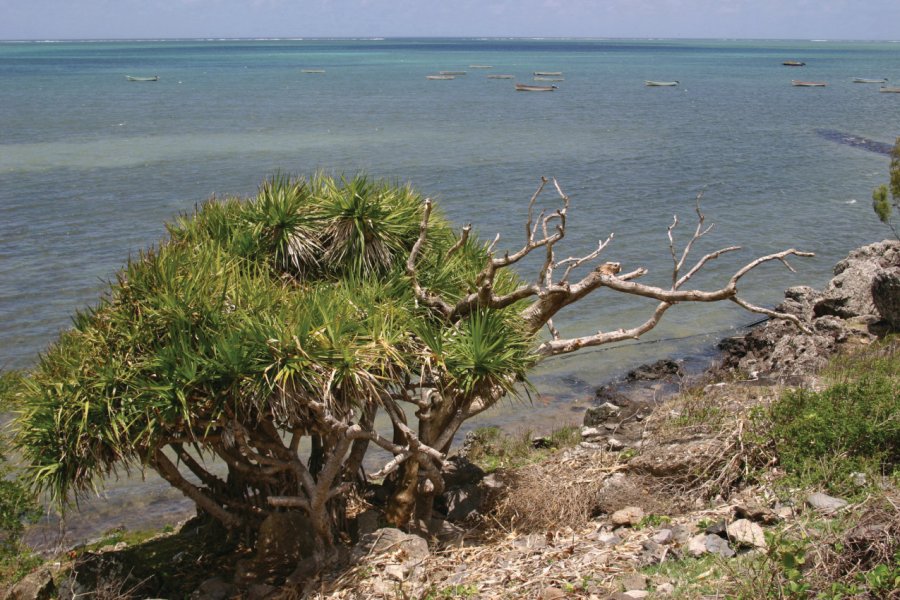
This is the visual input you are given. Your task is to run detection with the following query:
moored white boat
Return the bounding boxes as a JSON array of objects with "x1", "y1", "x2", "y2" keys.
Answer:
[
  {"x1": 792, "y1": 80, "x2": 827, "y2": 87},
  {"x1": 645, "y1": 80, "x2": 679, "y2": 86},
  {"x1": 426, "y1": 74, "x2": 455, "y2": 80},
  {"x1": 125, "y1": 75, "x2": 159, "y2": 82},
  {"x1": 533, "y1": 71, "x2": 562, "y2": 76},
  {"x1": 515, "y1": 83, "x2": 556, "y2": 92},
  {"x1": 880, "y1": 86, "x2": 900, "y2": 93},
  {"x1": 853, "y1": 77, "x2": 887, "y2": 83},
  {"x1": 487, "y1": 74, "x2": 514, "y2": 79}
]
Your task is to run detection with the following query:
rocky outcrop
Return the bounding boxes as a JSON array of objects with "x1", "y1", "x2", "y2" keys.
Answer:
[
  {"x1": 3, "y1": 568, "x2": 55, "y2": 600},
  {"x1": 720, "y1": 240, "x2": 899, "y2": 378},
  {"x1": 872, "y1": 268, "x2": 900, "y2": 330}
]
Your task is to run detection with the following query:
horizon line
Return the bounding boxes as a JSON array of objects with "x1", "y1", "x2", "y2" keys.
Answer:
[{"x1": 2, "y1": 35, "x2": 899, "y2": 43}]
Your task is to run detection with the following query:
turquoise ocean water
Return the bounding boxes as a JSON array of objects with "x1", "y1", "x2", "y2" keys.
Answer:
[{"x1": 1, "y1": 38, "x2": 897, "y2": 542}]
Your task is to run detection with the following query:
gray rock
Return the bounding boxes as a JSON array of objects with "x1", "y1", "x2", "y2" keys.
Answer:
[
  {"x1": 611, "y1": 506, "x2": 644, "y2": 526},
  {"x1": 670, "y1": 525, "x2": 692, "y2": 543},
  {"x1": 596, "y1": 531, "x2": 622, "y2": 547},
  {"x1": 352, "y1": 528, "x2": 430, "y2": 563},
  {"x1": 687, "y1": 533, "x2": 709, "y2": 557},
  {"x1": 704, "y1": 520, "x2": 727, "y2": 537},
  {"x1": 584, "y1": 402, "x2": 622, "y2": 426},
  {"x1": 815, "y1": 241, "x2": 898, "y2": 319},
  {"x1": 806, "y1": 492, "x2": 849, "y2": 514},
  {"x1": 620, "y1": 573, "x2": 647, "y2": 591},
  {"x1": 652, "y1": 529, "x2": 674, "y2": 544},
  {"x1": 581, "y1": 426, "x2": 604, "y2": 440},
  {"x1": 726, "y1": 519, "x2": 767, "y2": 549},
  {"x1": 719, "y1": 241, "x2": 900, "y2": 378},
  {"x1": 687, "y1": 533, "x2": 734, "y2": 558},
  {"x1": 872, "y1": 268, "x2": 900, "y2": 330},
  {"x1": 656, "y1": 582, "x2": 675, "y2": 595},
  {"x1": 625, "y1": 359, "x2": 683, "y2": 381},
  {"x1": 4, "y1": 568, "x2": 55, "y2": 600},
  {"x1": 705, "y1": 534, "x2": 736, "y2": 558},
  {"x1": 851, "y1": 472, "x2": 868, "y2": 487},
  {"x1": 607, "y1": 437, "x2": 626, "y2": 451}
]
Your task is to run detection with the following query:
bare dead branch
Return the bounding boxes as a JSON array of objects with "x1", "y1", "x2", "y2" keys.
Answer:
[
  {"x1": 534, "y1": 246, "x2": 814, "y2": 356},
  {"x1": 446, "y1": 224, "x2": 472, "y2": 258},
  {"x1": 406, "y1": 198, "x2": 454, "y2": 317},
  {"x1": 731, "y1": 296, "x2": 812, "y2": 334}
]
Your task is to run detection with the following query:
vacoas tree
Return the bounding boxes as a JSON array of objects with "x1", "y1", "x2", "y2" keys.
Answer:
[{"x1": 15, "y1": 174, "x2": 811, "y2": 568}]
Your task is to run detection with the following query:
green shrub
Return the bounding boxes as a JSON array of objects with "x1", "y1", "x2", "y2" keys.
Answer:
[{"x1": 760, "y1": 365, "x2": 899, "y2": 496}]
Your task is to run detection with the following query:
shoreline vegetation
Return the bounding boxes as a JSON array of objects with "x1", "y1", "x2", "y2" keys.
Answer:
[
  {"x1": 0, "y1": 176, "x2": 897, "y2": 598},
  {"x1": 1, "y1": 298, "x2": 897, "y2": 599}
]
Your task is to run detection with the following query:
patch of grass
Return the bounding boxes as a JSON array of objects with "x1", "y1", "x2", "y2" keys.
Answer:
[
  {"x1": 424, "y1": 583, "x2": 479, "y2": 599},
  {"x1": 464, "y1": 425, "x2": 580, "y2": 472},
  {"x1": 635, "y1": 514, "x2": 671, "y2": 530},
  {"x1": 756, "y1": 369, "x2": 898, "y2": 498},
  {"x1": 641, "y1": 554, "x2": 731, "y2": 598},
  {"x1": 81, "y1": 527, "x2": 164, "y2": 553}
]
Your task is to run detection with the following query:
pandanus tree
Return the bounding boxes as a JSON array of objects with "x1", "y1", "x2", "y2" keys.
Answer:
[{"x1": 15, "y1": 174, "x2": 811, "y2": 570}]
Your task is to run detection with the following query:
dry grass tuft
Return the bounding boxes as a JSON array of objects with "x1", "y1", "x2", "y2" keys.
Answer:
[{"x1": 485, "y1": 449, "x2": 624, "y2": 533}]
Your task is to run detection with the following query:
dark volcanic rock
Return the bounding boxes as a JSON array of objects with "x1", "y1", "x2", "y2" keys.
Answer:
[{"x1": 625, "y1": 359, "x2": 684, "y2": 382}]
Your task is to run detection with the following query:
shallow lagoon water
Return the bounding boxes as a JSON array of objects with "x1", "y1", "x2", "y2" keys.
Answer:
[{"x1": 1, "y1": 38, "x2": 896, "y2": 545}]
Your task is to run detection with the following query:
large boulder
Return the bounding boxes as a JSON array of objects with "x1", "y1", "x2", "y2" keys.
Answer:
[
  {"x1": 814, "y1": 240, "x2": 900, "y2": 319},
  {"x1": 720, "y1": 241, "x2": 899, "y2": 378},
  {"x1": 872, "y1": 268, "x2": 900, "y2": 330},
  {"x1": 4, "y1": 568, "x2": 55, "y2": 600}
]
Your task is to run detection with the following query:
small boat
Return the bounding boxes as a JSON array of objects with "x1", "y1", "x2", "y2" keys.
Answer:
[
  {"x1": 469, "y1": 65, "x2": 493, "y2": 69},
  {"x1": 792, "y1": 80, "x2": 827, "y2": 87},
  {"x1": 853, "y1": 78, "x2": 887, "y2": 84},
  {"x1": 533, "y1": 71, "x2": 562, "y2": 76},
  {"x1": 426, "y1": 75, "x2": 455, "y2": 80},
  {"x1": 880, "y1": 86, "x2": 900, "y2": 93},
  {"x1": 439, "y1": 71, "x2": 467, "y2": 76},
  {"x1": 487, "y1": 74, "x2": 514, "y2": 79},
  {"x1": 645, "y1": 80, "x2": 679, "y2": 86},
  {"x1": 534, "y1": 76, "x2": 564, "y2": 82},
  {"x1": 301, "y1": 69, "x2": 325, "y2": 74},
  {"x1": 125, "y1": 75, "x2": 159, "y2": 82},
  {"x1": 516, "y1": 83, "x2": 556, "y2": 92},
  {"x1": 783, "y1": 61, "x2": 806, "y2": 67}
]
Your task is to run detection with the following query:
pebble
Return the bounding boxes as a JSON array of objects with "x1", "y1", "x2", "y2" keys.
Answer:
[
  {"x1": 806, "y1": 492, "x2": 848, "y2": 514},
  {"x1": 620, "y1": 573, "x2": 647, "y2": 591},
  {"x1": 652, "y1": 529, "x2": 673, "y2": 544},
  {"x1": 656, "y1": 582, "x2": 675, "y2": 595},
  {"x1": 607, "y1": 437, "x2": 626, "y2": 451}
]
